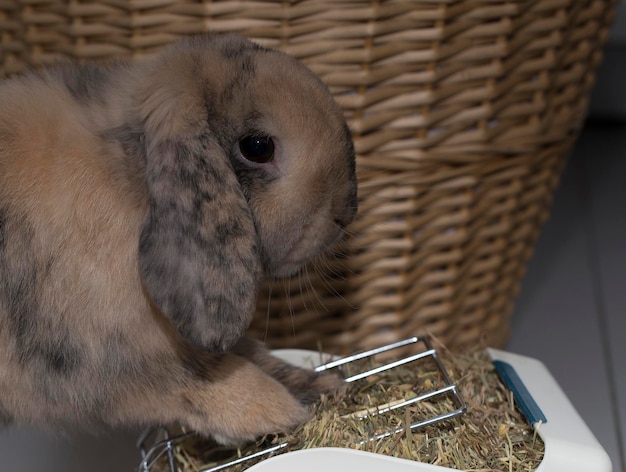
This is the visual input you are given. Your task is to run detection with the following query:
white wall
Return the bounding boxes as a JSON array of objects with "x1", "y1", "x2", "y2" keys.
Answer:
[
  {"x1": 610, "y1": 1, "x2": 626, "y2": 44},
  {"x1": 589, "y1": 2, "x2": 626, "y2": 119}
]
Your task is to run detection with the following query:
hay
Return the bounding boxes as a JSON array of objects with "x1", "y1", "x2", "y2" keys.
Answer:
[{"x1": 153, "y1": 348, "x2": 544, "y2": 472}]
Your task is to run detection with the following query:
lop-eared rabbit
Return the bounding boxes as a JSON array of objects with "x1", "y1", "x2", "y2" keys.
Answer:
[{"x1": 0, "y1": 34, "x2": 357, "y2": 444}]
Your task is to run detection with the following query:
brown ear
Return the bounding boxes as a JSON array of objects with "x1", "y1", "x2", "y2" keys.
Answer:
[{"x1": 138, "y1": 136, "x2": 262, "y2": 352}]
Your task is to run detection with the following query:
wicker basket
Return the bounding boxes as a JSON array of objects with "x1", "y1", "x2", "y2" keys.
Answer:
[{"x1": 0, "y1": 0, "x2": 617, "y2": 353}]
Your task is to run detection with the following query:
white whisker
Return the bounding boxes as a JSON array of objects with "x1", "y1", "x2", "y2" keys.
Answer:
[
  {"x1": 262, "y1": 281, "x2": 273, "y2": 345},
  {"x1": 311, "y1": 254, "x2": 356, "y2": 311},
  {"x1": 304, "y1": 262, "x2": 328, "y2": 313},
  {"x1": 284, "y1": 275, "x2": 296, "y2": 341}
]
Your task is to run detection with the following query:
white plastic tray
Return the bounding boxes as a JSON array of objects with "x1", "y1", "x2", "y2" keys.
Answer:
[{"x1": 252, "y1": 348, "x2": 613, "y2": 472}]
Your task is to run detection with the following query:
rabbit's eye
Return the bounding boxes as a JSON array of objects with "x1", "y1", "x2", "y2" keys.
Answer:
[{"x1": 239, "y1": 135, "x2": 275, "y2": 164}]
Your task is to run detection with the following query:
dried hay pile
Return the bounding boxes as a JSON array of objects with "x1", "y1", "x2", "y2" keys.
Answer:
[{"x1": 154, "y1": 347, "x2": 544, "y2": 472}]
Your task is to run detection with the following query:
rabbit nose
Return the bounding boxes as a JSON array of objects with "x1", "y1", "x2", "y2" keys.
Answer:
[{"x1": 334, "y1": 186, "x2": 358, "y2": 229}]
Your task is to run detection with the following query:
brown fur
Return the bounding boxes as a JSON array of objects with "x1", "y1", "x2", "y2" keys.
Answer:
[{"x1": 0, "y1": 34, "x2": 356, "y2": 444}]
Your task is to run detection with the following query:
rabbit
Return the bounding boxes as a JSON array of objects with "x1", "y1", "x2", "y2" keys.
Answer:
[{"x1": 0, "y1": 33, "x2": 357, "y2": 445}]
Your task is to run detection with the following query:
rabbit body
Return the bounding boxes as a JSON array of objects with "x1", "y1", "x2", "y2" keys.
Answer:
[{"x1": 0, "y1": 34, "x2": 356, "y2": 443}]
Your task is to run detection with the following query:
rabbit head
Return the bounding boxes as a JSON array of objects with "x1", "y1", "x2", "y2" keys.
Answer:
[{"x1": 132, "y1": 34, "x2": 357, "y2": 352}]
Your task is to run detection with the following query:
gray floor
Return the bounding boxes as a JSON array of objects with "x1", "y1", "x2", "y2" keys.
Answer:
[{"x1": 507, "y1": 118, "x2": 626, "y2": 472}]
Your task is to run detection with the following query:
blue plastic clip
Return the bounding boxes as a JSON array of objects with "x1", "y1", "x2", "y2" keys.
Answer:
[{"x1": 493, "y1": 360, "x2": 547, "y2": 426}]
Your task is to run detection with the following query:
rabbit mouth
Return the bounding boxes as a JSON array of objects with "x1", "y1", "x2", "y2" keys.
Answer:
[{"x1": 264, "y1": 224, "x2": 344, "y2": 279}]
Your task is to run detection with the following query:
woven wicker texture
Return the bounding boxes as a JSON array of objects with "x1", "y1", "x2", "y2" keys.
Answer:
[{"x1": 0, "y1": 0, "x2": 618, "y2": 353}]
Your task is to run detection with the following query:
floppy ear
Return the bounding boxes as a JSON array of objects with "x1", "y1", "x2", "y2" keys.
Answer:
[{"x1": 138, "y1": 135, "x2": 262, "y2": 352}]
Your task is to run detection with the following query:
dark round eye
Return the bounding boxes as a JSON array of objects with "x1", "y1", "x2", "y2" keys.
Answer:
[{"x1": 238, "y1": 135, "x2": 275, "y2": 164}]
